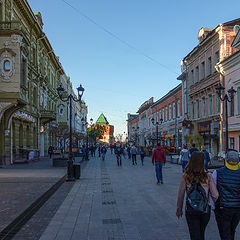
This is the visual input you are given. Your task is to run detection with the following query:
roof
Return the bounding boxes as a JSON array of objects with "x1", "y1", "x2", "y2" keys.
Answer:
[{"x1": 96, "y1": 113, "x2": 109, "y2": 124}]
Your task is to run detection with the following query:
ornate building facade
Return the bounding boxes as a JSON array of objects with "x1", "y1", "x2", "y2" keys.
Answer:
[{"x1": 0, "y1": 0, "x2": 87, "y2": 164}]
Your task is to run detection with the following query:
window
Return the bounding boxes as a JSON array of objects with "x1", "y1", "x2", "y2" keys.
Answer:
[
  {"x1": 216, "y1": 95, "x2": 221, "y2": 113},
  {"x1": 201, "y1": 61, "x2": 205, "y2": 79},
  {"x1": 20, "y1": 57, "x2": 27, "y2": 86},
  {"x1": 3, "y1": 60, "x2": 11, "y2": 71},
  {"x1": 209, "y1": 95, "x2": 213, "y2": 115},
  {"x1": 177, "y1": 99, "x2": 180, "y2": 117},
  {"x1": 196, "y1": 100, "x2": 200, "y2": 118},
  {"x1": 215, "y1": 51, "x2": 220, "y2": 64},
  {"x1": 191, "y1": 70, "x2": 194, "y2": 84},
  {"x1": 162, "y1": 108, "x2": 165, "y2": 122},
  {"x1": 237, "y1": 87, "x2": 240, "y2": 115},
  {"x1": 230, "y1": 137, "x2": 235, "y2": 150},
  {"x1": 185, "y1": 94, "x2": 187, "y2": 114},
  {"x1": 208, "y1": 57, "x2": 212, "y2": 75},
  {"x1": 195, "y1": 66, "x2": 199, "y2": 82},
  {"x1": 202, "y1": 98, "x2": 206, "y2": 117},
  {"x1": 169, "y1": 104, "x2": 171, "y2": 120},
  {"x1": 33, "y1": 88, "x2": 38, "y2": 106},
  {"x1": 165, "y1": 106, "x2": 168, "y2": 121},
  {"x1": 173, "y1": 102, "x2": 176, "y2": 119},
  {"x1": 230, "y1": 97, "x2": 234, "y2": 117}
]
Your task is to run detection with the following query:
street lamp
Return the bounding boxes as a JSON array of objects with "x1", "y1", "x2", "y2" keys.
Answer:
[
  {"x1": 216, "y1": 83, "x2": 236, "y2": 152},
  {"x1": 151, "y1": 117, "x2": 163, "y2": 145},
  {"x1": 81, "y1": 117, "x2": 89, "y2": 160},
  {"x1": 57, "y1": 83, "x2": 85, "y2": 181}
]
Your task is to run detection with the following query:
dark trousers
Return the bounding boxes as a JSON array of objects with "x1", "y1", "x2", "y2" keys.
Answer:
[
  {"x1": 116, "y1": 154, "x2": 122, "y2": 166},
  {"x1": 215, "y1": 208, "x2": 240, "y2": 240},
  {"x1": 186, "y1": 209, "x2": 211, "y2": 240},
  {"x1": 140, "y1": 155, "x2": 144, "y2": 165},
  {"x1": 132, "y1": 154, "x2": 137, "y2": 165}
]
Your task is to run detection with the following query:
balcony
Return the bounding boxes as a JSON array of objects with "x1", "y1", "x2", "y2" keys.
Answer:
[
  {"x1": 40, "y1": 110, "x2": 56, "y2": 124},
  {"x1": 0, "y1": 21, "x2": 22, "y2": 31}
]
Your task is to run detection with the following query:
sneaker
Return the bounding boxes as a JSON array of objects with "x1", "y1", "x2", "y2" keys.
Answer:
[
  {"x1": 156, "y1": 182, "x2": 160, "y2": 185},
  {"x1": 160, "y1": 181, "x2": 163, "y2": 184}
]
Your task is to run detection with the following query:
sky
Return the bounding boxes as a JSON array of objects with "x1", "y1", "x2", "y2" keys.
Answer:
[{"x1": 28, "y1": 0, "x2": 240, "y2": 136}]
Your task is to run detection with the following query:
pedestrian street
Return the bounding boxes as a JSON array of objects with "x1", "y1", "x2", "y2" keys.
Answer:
[{"x1": 39, "y1": 152, "x2": 240, "y2": 240}]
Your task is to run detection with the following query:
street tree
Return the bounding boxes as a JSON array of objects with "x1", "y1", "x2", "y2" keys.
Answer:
[{"x1": 87, "y1": 124, "x2": 105, "y2": 143}]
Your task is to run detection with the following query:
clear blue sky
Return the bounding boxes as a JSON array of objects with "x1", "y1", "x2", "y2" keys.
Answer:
[{"x1": 28, "y1": 0, "x2": 240, "y2": 135}]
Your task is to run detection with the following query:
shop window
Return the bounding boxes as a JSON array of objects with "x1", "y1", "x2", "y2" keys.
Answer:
[
  {"x1": 230, "y1": 137, "x2": 235, "y2": 150},
  {"x1": 19, "y1": 125, "x2": 23, "y2": 148}
]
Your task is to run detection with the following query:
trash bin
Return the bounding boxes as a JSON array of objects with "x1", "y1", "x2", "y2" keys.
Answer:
[{"x1": 73, "y1": 163, "x2": 81, "y2": 179}]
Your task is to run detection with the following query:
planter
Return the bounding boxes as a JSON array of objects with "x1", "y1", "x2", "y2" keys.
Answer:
[{"x1": 52, "y1": 157, "x2": 68, "y2": 167}]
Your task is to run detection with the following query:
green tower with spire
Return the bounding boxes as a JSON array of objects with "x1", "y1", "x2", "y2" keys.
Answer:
[{"x1": 96, "y1": 113, "x2": 109, "y2": 125}]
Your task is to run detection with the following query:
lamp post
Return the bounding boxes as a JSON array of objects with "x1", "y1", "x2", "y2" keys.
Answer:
[
  {"x1": 216, "y1": 83, "x2": 236, "y2": 152},
  {"x1": 57, "y1": 83, "x2": 85, "y2": 181},
  {"x1": 151, "y1": 117, "x2": 163, "y2": 145}
]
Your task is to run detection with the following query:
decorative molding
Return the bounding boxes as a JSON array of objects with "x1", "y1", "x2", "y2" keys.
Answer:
[
  {"x1": 11, "y1": 34, "x2": 23, "y2": 46},
  {"x1": 0, "y1": 50, "x2": 16, "y2": 81}
]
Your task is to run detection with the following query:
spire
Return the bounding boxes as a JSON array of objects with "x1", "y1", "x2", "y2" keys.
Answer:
[{"x1": 96, "y1": 113, "x2": 109, "y2": 124}]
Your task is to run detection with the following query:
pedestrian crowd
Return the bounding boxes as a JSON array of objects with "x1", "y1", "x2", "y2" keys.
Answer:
[{"x1": 74, "y1": 141, "x2": 240, "y2": 240}]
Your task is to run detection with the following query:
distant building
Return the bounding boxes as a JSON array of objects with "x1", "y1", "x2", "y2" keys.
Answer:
[{"x1": 96, "y1": 113, "x2": 114, "y2": 144}]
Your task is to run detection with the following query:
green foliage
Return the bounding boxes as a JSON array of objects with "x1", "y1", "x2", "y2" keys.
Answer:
[
  {"x1": 184, "y1": 134, "x2": 204, "y2": 148},
  {"x1": 87, "y1": 124, "x2": 105, "y2": 143}
]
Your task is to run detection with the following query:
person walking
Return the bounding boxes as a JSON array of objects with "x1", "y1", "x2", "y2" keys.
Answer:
[
  {"x1": 127, "y1": 145, "x2": 131, "y2": 160},
  {"x1": 98, "y1": 145, "x2": 101, "y2": 158},
  {"x1": 139, "y1": 147, "x2": 146, "y2": 166},
  {"x1": 188, "y1": 143, "x2": 199, "y2": 157},
  {"x1": 48, "y1": 146, "x2": 53, "y2": 159},
  {"x1": 201, "y1": 146, "x2": 210, "y2": 171},
  {"x1": 114, "y1": 144, "x2": 122, "y2": 166},
  {"x1": 101, "y1": 145, "x2": 107, "y2": 161},
  {"x1": 179, "y1": 145, "x2": 189, "y2": 172},
  {"x1": 152, "y1": 143, "x2": 166, "y2": 184},
  {"x1": 176, "y1": 151, "x2": 219, "y2": 240},
  {"x1": 82, "y1": 145, "x2": 87, "y2": 161},
  {"x1": 131, "y1": 145, "x2": 138, "y2": 165},
  {"x1": 212, "y1": 149, "x2": 240, "y2": 240}
]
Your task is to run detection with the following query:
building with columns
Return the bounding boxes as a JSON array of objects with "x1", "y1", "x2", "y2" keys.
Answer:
[{"x1": 0, "y1": 0, "x2": 87, "y2": 164}]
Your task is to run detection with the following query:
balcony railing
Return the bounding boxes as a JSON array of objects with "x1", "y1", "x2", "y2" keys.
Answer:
[
  {"x1": 0, "y1": 21, "x2": 22, "y2": 31},
  {"x1": 40, "y1": 110, "x2": 56, "y2": 124}
]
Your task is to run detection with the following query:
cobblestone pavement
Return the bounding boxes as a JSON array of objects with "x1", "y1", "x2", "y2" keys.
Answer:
[
  {"x1": 39, "y1": 153, "x2": 240, "y2": 240},
  {"x1": 0, "y1": 157, "x2": 66, "y2": 234}
]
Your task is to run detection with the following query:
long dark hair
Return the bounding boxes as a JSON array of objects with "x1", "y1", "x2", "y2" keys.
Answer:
[{"x1": 183, "y1": 151, "x2": 208, "y2": 184}]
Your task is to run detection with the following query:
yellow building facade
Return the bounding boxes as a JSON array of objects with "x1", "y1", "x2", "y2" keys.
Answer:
[{"x1": 0, "y1": 0, "x2": 86, "y2": 164}]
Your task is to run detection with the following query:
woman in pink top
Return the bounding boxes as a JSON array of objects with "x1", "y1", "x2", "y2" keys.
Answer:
[{"x1": 176, "y1": 151, "x2": 219, "y2": 240}]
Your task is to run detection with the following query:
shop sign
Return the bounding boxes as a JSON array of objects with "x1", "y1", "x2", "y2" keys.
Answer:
[{"x1": 198, "y1": 121, "x2": 211, "y2": 132}]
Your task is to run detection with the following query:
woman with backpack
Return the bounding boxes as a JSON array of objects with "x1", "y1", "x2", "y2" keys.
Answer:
[{"x1": 176, "y1": 151, "x2": 219, "y2": 240}]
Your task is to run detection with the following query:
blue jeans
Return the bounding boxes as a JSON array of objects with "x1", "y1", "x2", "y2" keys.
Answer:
[
  {"x1": 182, "y1": 161, "x2": 188, "y2": 172},
  {"x1": 102, "y1": 153, "x2": 106, "y2": 161},
  {"x1": 155, "y1": 162, "x2": 163, "y2": 182}
]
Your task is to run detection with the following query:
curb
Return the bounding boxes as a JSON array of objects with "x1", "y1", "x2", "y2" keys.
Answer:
[{"x1": 0, "y1": 174, "x2": 67, "y2": 240}]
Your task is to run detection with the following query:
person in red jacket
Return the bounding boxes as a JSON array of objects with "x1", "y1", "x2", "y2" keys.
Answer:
[{"x1": 152, "y1": 143, "x2": 166, "y2": 184}]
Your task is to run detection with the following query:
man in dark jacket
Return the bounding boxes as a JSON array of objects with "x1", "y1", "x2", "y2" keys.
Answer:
[
  {"x1": 152, "y1": 143, "x2": 166, "y2": 184},
  {"x1": 213, "y1": 149, "x2": 240, "y2": 240}
]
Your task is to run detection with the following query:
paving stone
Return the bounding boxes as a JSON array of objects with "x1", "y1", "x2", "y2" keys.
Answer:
[{"x1": 39, "y1": 153, "x2": 240, "y2": 240}]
